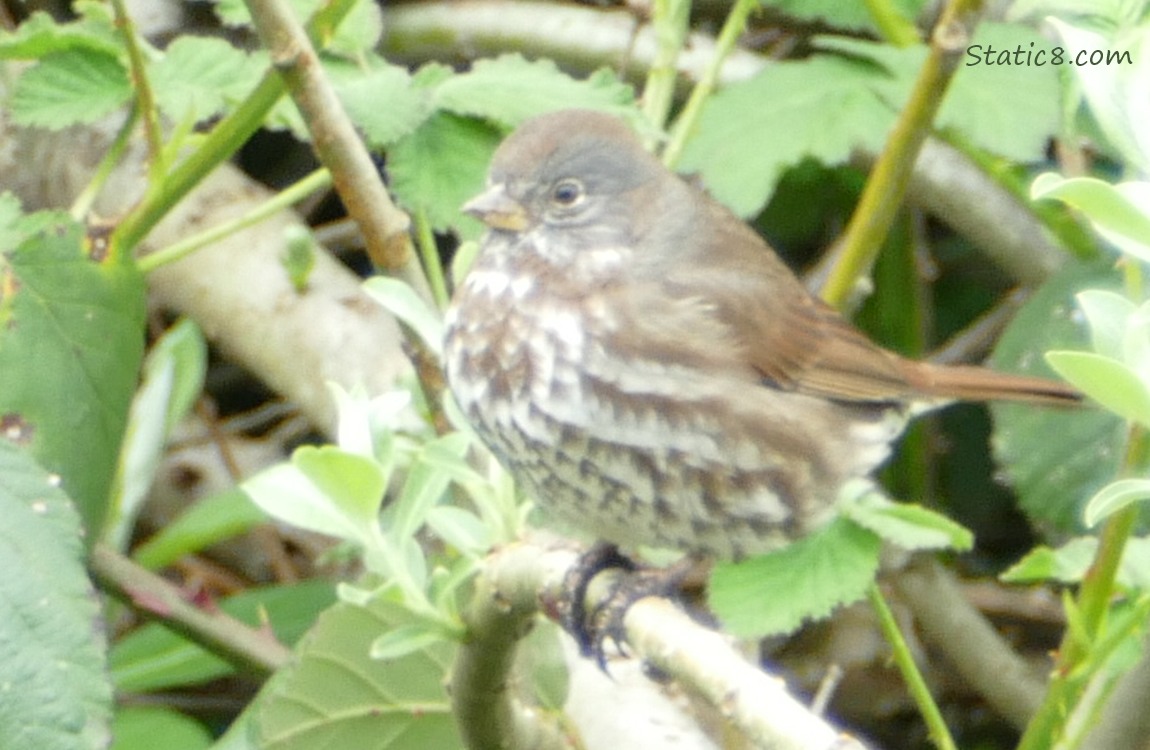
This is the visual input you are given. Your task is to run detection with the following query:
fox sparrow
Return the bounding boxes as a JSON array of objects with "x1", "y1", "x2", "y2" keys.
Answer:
[{"x1": 443, "y1": 109, "x2": 1079, "y2": 560}]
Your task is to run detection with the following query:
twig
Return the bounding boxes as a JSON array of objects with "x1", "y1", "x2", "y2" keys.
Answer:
[
  {"x1": 244, "y1": 0, "x2": 447, "y2": 432},
  {"x1": 452, "y1": 544, "x2": 576, "y2": 750},
  {"x1": 662, "y1": 0, "x2": 757, "y2": 168},
  {"x1": 895, "y1": 558, "x2": 1044, "y2": 729},
  {"x1": 458, "y1": 542, "x2": 870, "y2": 750},
  {"x1": 820, "y1": 0, "x2": 985, "y2": 310},
  {"x1": 89, "y1": 543, "x2": 291, "y2": 677}
]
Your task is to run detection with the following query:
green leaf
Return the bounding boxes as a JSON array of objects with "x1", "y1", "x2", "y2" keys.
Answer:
[
  {"x1": 106, "y1": 318, "x2": 207, "y2": 549},
  {"x1": 761, "y1": 0, "x2": 922, "y2": 34},
  {"x1": 433, "y1": 54, "x2": 637, "y2": 128},
  {"x1": 1002, "y1": 536, "x2": 1150, "y2": 590},
  {"x1": 1001, "y1": 537, "x2": 1098, "y2": 584},
  {"x1": 842, "y1": 492, "x2": 973, "y2": 552},
  {"x1": 709, "y1": 516, "x2": 882, "y2": 638},
  {"x1": 1084, "y1": 479, "x2": 1150, "y2": 528},
  {"x1": 1046, "y1": 18, "x2": 1150, "y2": 174},
  {"x1": 111, "y1": 707, "x2": 211, "y2": 750},
  {"x1": 334, "y1": 59, "x2": 430, "y2": 147},
  {"x1": 1076, "y1": 289, "x2": 1137, "y2": 360},
  {"x1": 216, "y1": 0, "x2": 381, "y2": 56},
  {"x1": 10, "y1": 49, "x2": 132, "y2": 129},
  {"x1": 678, "y1": 55, "x2": 895, "y2": 216},
  {"x1": 990, "y1": 261, "x2": 1129, "y2": 534},
  {"x1": 150, "y1": 36, "x2": 264, "y2": 124},
  {"x1": 1046, "y1": 350, "x2": 1150, "y2": 428},
  {"x1": 939, "y1": 22, "x2": 1060, "y2": 162},
  {"x1": 362, "y1": 276, "x2": 445, "y2": 358},
  {"x1": 243, "y1": 446, "x2": 386, "y2": 544},
  {"x1": 369, "y1": 622, "x2": 452, "y2": 661},
  {"x1": 280, "y1": 225, "x2": 316, "y2": 293},
  {"x1": 425, "y1": 505, "x2": 492, "y2": 556},
  {"x1": 388, "y1": 112, "x2": 504, "y2": 232},
  {"x1": 0, "y1": 8, "x2": 121, "y2": 59},
  {"x1": 0, "y1": 215, "x2": 147, "y2": 537},
  {"x1": 131, "y1": 487, "x2": 267, "y2": 570},
  {"x1": 387, "y1": 440, "x2": 463, "y2": 544},
  {"x1": 109, "y1": 581, "x2": 335, "y2": 694},
  {"x1": 0, "y1": 441, "x2": 112, "y2": 748},
  {"x1": 256, "y1": 598, "x2": 460, "y2": 750},
  {"x1": 1032, "y1": 175, "x2": 1150, "y2": 263}
]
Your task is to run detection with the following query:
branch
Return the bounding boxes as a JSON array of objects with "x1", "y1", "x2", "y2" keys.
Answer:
[
  {"x1": 820, "y1": 0, "x2": 985, "y2": 309},
  {"x1": 894, "y1": 557, "x2": 1044, "y2": 729},
  {"x1": 89, "y1": 543, "x2": 291, "y2": 677},
  {"x1": 456, "y1": 542, "x2": 870, "y2": 750},
  {"x1": 244, "y1": 0, "x2": 449, "y2": 432}
]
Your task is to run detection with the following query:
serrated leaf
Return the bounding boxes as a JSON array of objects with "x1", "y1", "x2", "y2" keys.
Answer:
[
  {"x1": 0, "y1": 441, "x2": 111, "y2": 748},
  {"x1": 216, "y1": 0, "x2": 380, "y2": 55},
  {"x1": 679, "y1": 55, "x2": 895, "y2": 216},
  {"x1": 11, "y1": 49, "x2": 132, "y2": 129},
  {"x1": 940, "y1": 22, "x2": 1060, "y2": 161},
  {"x1": 1046, "y1": 350, "x2": 1150, "y2": 428},
  {"x1": 0, "y1": 8, "x2": 121, "y2": 59},
  {"x1": 256, "y1": 597, "x2": 460, "y2": 750},
  {"x1": 0, "y1": 216, "x2": 146, "y2": 537},
  {"x1": 388, "y1": 112, "x2": 503, "y2": 232},
  {"x1": 761, "y1": 0, "x2": 922, "y2": 34},
  {"x1": 362, "y1": 276, "x2": 444, "y2": 357},
  {"x1": 150, "y1": 36, "x2": 264, "y2": 124},
  {"x1": 709, "y1": 516, "x2": 882, "y2": 638},
  {"x1": 842, "y1": 492, "x2": 973, "y2": 551},
  {"x1": 433, "y1": 54, "x2": 637, "y2": 128},
  {"x1": 1084, "y1": 478, "x2": 1150, "y2": 528},
  {"x1": 990, "y1": 261, "x2": 1129, "y2": 534},
  {"x1": 334, "y1": 60, "x2": 430, "y2": 147},
  {"x1": 109, "y1": 582, "x2": 334, "y2": 694}
]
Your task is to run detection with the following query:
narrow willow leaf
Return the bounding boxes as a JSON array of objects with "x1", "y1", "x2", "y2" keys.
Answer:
[{"x1": 1084, "y1": 478, "x2": 1150, "y2": 528}]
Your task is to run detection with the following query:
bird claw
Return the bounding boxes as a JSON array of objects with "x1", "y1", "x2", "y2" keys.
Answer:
[{"x1": 558, "y1": 543, "x2": 699, "y2": 671}]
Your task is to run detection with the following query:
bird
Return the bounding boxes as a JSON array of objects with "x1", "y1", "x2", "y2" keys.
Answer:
[{"x1": 442, "y1": 108, "x2": 1080, "y2": 561}]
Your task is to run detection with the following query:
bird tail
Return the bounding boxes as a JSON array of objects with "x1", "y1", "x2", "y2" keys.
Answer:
[{"x1": 905, "y1": 362, "x2": 1082, "y2": 406}]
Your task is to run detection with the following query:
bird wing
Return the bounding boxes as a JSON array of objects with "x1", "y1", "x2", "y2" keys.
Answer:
[{"x1": 662, "y1": 203, "x2": 918, "y2": 404}]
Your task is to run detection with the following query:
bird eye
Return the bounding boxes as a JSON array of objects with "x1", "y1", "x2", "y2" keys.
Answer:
[{"x1": 550, "y1": 178, "x2": 584, "y2": 207}]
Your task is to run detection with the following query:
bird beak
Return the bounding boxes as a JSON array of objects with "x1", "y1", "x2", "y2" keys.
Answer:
[{"x1": 462, "y1": 184, "x2": 529, "y2": 232}]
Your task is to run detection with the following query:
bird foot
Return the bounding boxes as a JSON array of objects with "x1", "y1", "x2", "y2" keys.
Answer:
[{"x1": 557, "y1": 543, "x2": 701, "y2": 670}]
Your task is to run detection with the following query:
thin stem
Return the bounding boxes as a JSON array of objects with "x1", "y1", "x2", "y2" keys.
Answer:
[
  {"x1": 641, "y1": 0, "x2": 690, "y2": 133},
  {"x1": 71, "y1": 105, "x2": 140, "y2": 223},
  {"x1": 138, "y1": 168, "x2": 333, "y2": 274},
  {"x1": 1017, "y1": 425, "x2": 1148, "y2": 749},
  {"x1": 868, "y1": 583, "x2": 957, "y2": 750},
  {"x1": 819, "y1": 0, "x2": 984, "y2": 310},
  {"x1": 110, "y1": 0, "x2": 359, "y2": 257},
  {"x1": 90, "y1": 543, "x2": 291, "y2": 676},
  {"x1": 110, "y1": 0, "x2": 164, "y2": 180},
  {"x1": 662, "y1": 0, "x2": 756, "y2": 169},
  {"x1": 863, "y1": 0, "x2": 921, "y2": 47},
  {"x1": 414, "y1": 207, "x2": 450, "y2": 309}
]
